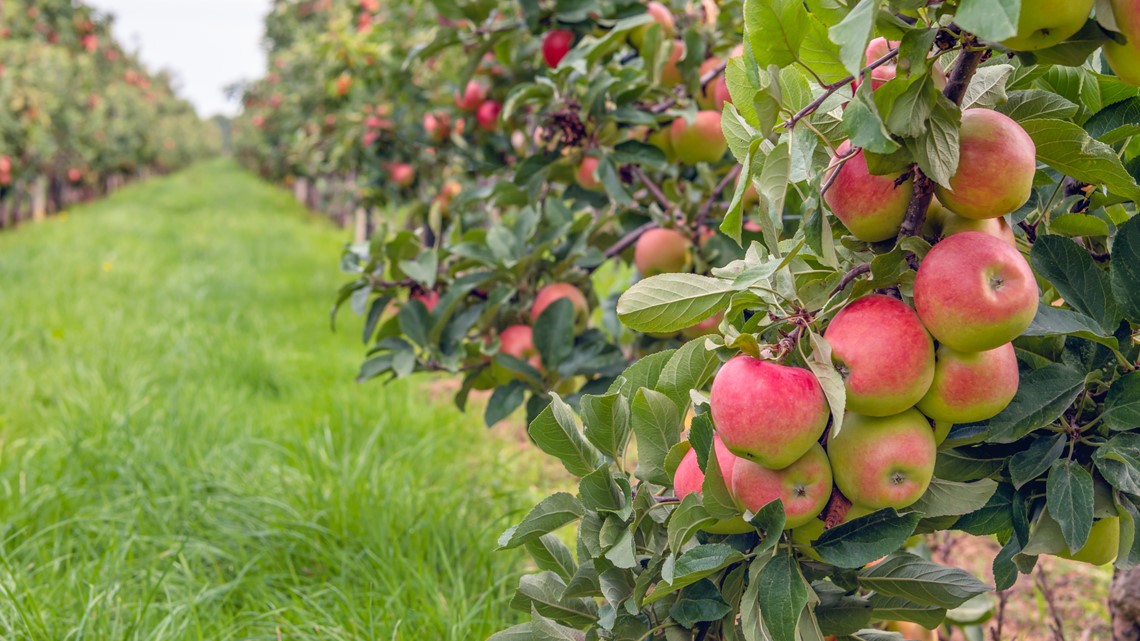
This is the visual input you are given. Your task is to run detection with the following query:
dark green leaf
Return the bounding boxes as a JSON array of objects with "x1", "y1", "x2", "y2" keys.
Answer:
[
  {"x1": 534, "y1": 298, "x2": 575, "y2": 369},
  {"x1": 844, "y1": 76, "x2": 901, "y2": 154},
  {"x1": 525, "y1": 534, "x2": 578, "y2": 582},
  {"x1": 510, "y1": 571, "x2": 598, "y2": 627},
  {"x1": 1020, "y1": 118, "x2": 1140, "y2": 201},
  {"x1": 1111, "y1": 215, "x2": 1140, "y2": 324},
  {"x1": 631, "y1": 388, "x2": 682, "y2": 485},
  {"x1": 909, "y1": 478, "x2": 998, "y2": 518},
  {"x1": 486, "y1": 381, "x2": 527, "y2": 427},
  {"x1": 528, "y1": 395, "x2": 602, "y2": 477},
  {"x1": 1009, "y1": 433, "x2": 1067, "y2": 488},
  {"x1": 646, "y1": 544, "x2": 745, "y2": 603},
  {"x1": 867, "y1": 594, "x2": 946, "y2": 630},
  {"x1": 815, "y1": 510, "x2": 921, "y2": 568},
  {"x1": 1104, "y1": 372, "x2": 1140, "y2": 431},
  {"x1": 499, "y1": 493, "x2": 585, "y2": 549},
  {"x1": 580, "y1": 392, "x2": 632, "y2": 460},
  {"x1": 1093, "y1": 433, "x2": 1140, "y2": 495},
  {"x1": 758, "y1": 551, "x2": 809, "y2": 641},
  {"x1": 669, "y1": 580, "x2": 732, "y2": 628},
  {"x1": 1085, "y1": 97, "x2": 1140, "y2": 143},
  {"x1": 996, "y1": 90, "x2": 1079, "y2": 122},
  {"x1": 668, "y1": 494, "x2": 717, "y2": 552},
  {"x1": 953, "y1": 0, "x2": 1020, "y2": 41},
  {"x1": 910, "y1": 94, "x2": 960, "y2": 188},
  {"x1": 829, "y1": 0, "x2": 881, "y2": 76},
  {"x1": 857, "y1": 553, "x2": 991, "y2": 608},
  {"x1": 656, "y1": 339, "x2": 721, "y2": 414},
  {"x1": 985, "y1": 364, "x2": 1086, "y2": 443},
  {"x1": 1046, "y1": 458, "x2": 1094, "y2": 552},
  {"x1": 1030, "y1": 235, "x2": 1119, "y2": 332}
]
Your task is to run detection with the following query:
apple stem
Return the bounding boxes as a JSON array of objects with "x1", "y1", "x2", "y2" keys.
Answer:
[{"x1": 630, "y1": 165, "x2": 673, "y2": 212}]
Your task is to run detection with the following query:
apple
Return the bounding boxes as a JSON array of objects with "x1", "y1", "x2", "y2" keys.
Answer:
[
  {"x1": 710, "y1": 355, "x2": 830, "y2": 470},
  {"x1": 630, "y1": 1, "x2": 676, "y2": 50},
  {"x1": 660, "y1": 40, "x2": 685, "y2": 86},
  {"x1": 67, "y1": 168, "x2": 83, "y2": 183},
  {"x1": 914, "y1": 232, "x2": 1039, "y2": 352},
  {"x1": 576, "y1": 156, "x2": 603, "y2": 191},
  {"x1": 454, "y1": 80, "x2": 487, "y2": 111},
  {"x1": 499, "y1": 324, "x2": 541, "y2": 369},
  {"x1": 932, "y1": 421, "x2": 952, "y2": 446},
  {"x1": 673, "y1": 436, "x2": 753, "y2": 534},
  {"x1": 886, "y1": 622, "x2": 936, "y2": 641},
  {"x1": 917, "y1": 343, "x2": 1019, "y2": 423},
  {"x1": 412, "y1": 290, "x2": 440, "y2": 313},
  {"x1": 823, "y1": 141, "x2": 914, "y2": 242},
  {"x1": 681, "y1": 312, "x2": 723, "y2": 339},
  {"x1": 1056, "y1": 516, "x2": 1121, "y2": 565},
  {"x1": 1105, "y1": 0, "x2": 1140, "y2": 85},
  {"x1": 824, "y1": 294, "x2": 935, "y2": 417},
  {"x1": 670, "y1": 111, "x2": 727, "y2": 165},
  {"x1": 934, "y1": 109, "x2": 1036, "y2": 220},
  {"x1": 423, "y1": 111, "x2": 450, "y2": 140},
  {"x1": 542, "y1": 29, "x2": 574, "y2": 67},
  {"x1": 732, "y1": 443, "x2": 833, "y2": 529},
  {"x1": 925, "y1": 199, "x2": 1016, "y2": 247},
  {"x1": 697, "y1": 57, "x2": 732, "y2": 110},
  {"x1": 791, "y1": 504, "x2": 871, "y2": 560},
  {"x1": 386, "y1": 162, "x2": 415, "y2": 187},
  {"x1": 1001, "y1": 0, "x2": 1095, "y2": 51},
  {"x1": 476, "y1": 100, "x2": 502, "y2": 130},
  {"x1": 647, "y1": 126, "x2": 677, "y2": 162},
  {"x1": 634, "y1": 228, "x2": 692, "y2": 276},
  {"x1": 828, "y1": 409, "x2": 936, "y2": 510},
  {"x1": 531, "y1": 282, "x2": 590, "y2": 330}
]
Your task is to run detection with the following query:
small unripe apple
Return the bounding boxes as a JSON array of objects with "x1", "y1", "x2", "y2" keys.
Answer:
[
  {"x1": 1056, "y1": 517, "x2": 1121, "y2": 565},
  {"x1": 934, "y1": 109, "x2": 1036, "y2": 220},
  {"x1": 1105, "y1": 0, "x2": 1140, "y2": 85},
  {"x1": 914, "y1": 232, "x2": 1038, "y2": 352},
  {"x1": 732, "y1": 443, "x2": 833, "y2": 529},
  {"x1": 542, "y1": 29, "x2": 574, "y2": 68},
  {"x1": 1001, "y1": 0, "x2": 1095, "y2": 51},
  {"x1": 824, "y1": 294, "x2": 935, "y2": 417},
  {"x1": 670, "y1": 111, "x2": 727, "y2": 165},
  {"x1": 917, "y1": 343, "x2": 1019, "y2": 424},
  {"x1": 823, "y1": 141, "x2": 914, "y2": 241},
  {"x1": 630, "y1": 1, "x2": 676, "y2": 50},
  {"x1": 476, "y1": 100, "x2": 502, "y2": 131},
  {"x1": 576, "y1": 157, "x2": 603, "y2": 191},
  {"x1": 634, "y1": 228, "x2": 692, "y2": 276},
  {"x1": 828, "y1": 409, "x2": 936, "y2": 511},
  {"x1": 710, "y1": 355, "x2": 830, "y2": 470},
  {"x1": 531, "y1": 283, "x2": 590, "y2": 331},
  {"x1": 499, "y1": 324, "x2": 541, "y2": 369},
  {"x1": 454, "y1": 80, "x2": 487, "y2": 111},
  {"x1": 673, "y1": 436, "x2": 753, "y2": 534}
]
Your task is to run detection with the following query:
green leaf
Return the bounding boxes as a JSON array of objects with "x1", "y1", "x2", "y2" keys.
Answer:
[
  {"x1": 1104, "y1": 372, "x2": 1140, "y2": 431},
  {"x1": 530, "y1": 610, "x2": 587, "y2": 641},
  {"x1": 844, "y1": 77, "x2": 901, "y2": 154},
  {"x1": 528, "y1": 395, "x2": 602, "y2": 477},
  {"x1": 1111, "y1": 215, "x2": 1140, "y2": 324},
  {"x1": 879, "y1": 74, "x2": 935, "y2": 139},
  {"x1": 806, "y1": 332, "x2": 846, "y2": 433},
  {"x1": 758, "y1": 550, "x2": 809, "y2": 641},
  {"x1": 866, "y1": 594, "x2": 947, "y2": 630},
  {"x1": 631, "y1": 388, "x2": 682, "y2": 485},
  {"x1": 1023, "y1": 304, "x2": 1120, "y2": 350},
  {"x1": 815, "y1": 509, "x2": 921, "y2": 568},
  {"x1": 700, "y1": 444, "x2": 741, "y2": 520},
  {"x1": 723, "y1": 140, "x2": 761, "y2": 244},
  {"x1": 985, "y1": 364, "x2": 1086, "y2": 443},
  {"x1": 953, "y1": 0, "x2": 1021, "y2": 41},
  {"x1": 996, "y1": 90, "x2": 1079, "y2": 122},
  {"x1": 657, "y1": 339, "x2": 721, "y2": 414},
  {"x1": 616, "y1": 274, "x2": 733, "y2": 334},
  {"x1": 1085, "y1": 97, "x2": 1140, "y2": 143},
  {"x1": 857, "y1": 553, "x2": 991, "y2": 609},
  {"x1": 726, "y1": 59, "x2": 760, "y2": 129},
  {"x1": 646, "y1": 543, "x2": 745, "y2": 604},
  {"x1": 580, "y1": 392, "x2": 632, "y2": 460},
  {"x1": 612, "y1": 140, "x2": 667, "y2": 170},
  {"x1": 909, "y1": 478, "x2": 998, "y2": 518},
  {"x1": 1093, "y1": 433, "x2": 1140, "y2": 495},
  {"x1": 758, "y1": 141, "x2": 791, "y2": 252},
  {"x1": 1008, "y1": 433, "x2": 1067, "y2": 489},
  {"x1": 1046, "y1": 458, "x2": 1094, "y2": 553},
  {"x1": 668, "y1": 494, "x2": 717, "y2": 552},
  {"x1": 815, "y1": 585, "x2": 873, "y2": 636},
  {"x1": 911, "y1": 94, "x2": 961, "y2": 188},
  {"x1": 1020, "y1": 118, "x2": 1140, "y2": 201},
  {"x1": 608, "y1": 349, "x2": 675, "y2": 396},
  {"x1": 486, "y1": 380, "x2": 527, "y2": 427},
  {"x1": 1049, "y1": 213, "x2": 1111, "y2": 237},
  {"x1": 499, "y1": 493, "x2": 585, "y2": 549},
  {"x1": 961, "y1": 64, "x2": 1014, "y2": 109},
  {"x1": 829, "y1": 0, "x2": 881, "y2": 76},
  {"x1": 579, "y1": 467, "x2": 631, "y2": 519},
  {"x1": 486, "y1": 623, "x2": 534, "y2": 641},
  {"x1": 510, "y1": 571, "x2": 598, "y2": 627},
  {"x1": 525, "y1": 533, "x2": 578, "y2": 582},
  {"x1": 670, "y1": 580, "x2": 732, "y2": 628},
  {"x1": 1030, "y1": 235, "x2": 1119, "y2": 332},
  {"x1": 744, "y1": 0, "x2": 809, "y2": 69}
]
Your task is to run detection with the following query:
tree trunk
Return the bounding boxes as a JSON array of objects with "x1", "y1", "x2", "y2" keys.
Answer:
[
  {"x1": 1112, "y1": 568, "x2": 1140, "y2": 641},
  {"x1": 32, "y1": 175, "x2": 48, "y2": 221}
]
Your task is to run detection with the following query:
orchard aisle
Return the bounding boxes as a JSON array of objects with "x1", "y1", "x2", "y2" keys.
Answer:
[{"x1": 0, "y1": 160, "x2": 543, "y2": 641}]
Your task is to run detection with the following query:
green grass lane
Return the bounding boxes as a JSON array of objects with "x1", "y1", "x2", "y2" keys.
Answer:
[{"x1": 0, "y1": 159, "x2": 548, "y2": 641}]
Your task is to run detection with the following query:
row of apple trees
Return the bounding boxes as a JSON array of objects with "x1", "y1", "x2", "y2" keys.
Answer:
[
  {"x1": 0, "y1": 0, "x2": 220, "y2": 226},
  {"x1": 235, "y1": 0, "x2": 1140, "y2": 639}
]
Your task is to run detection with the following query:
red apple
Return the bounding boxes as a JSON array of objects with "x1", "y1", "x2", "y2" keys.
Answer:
[
  {"x1": 499, "y1": 324, "x2": 541, "y2": 369},
  {"x1": 710, "y1": 355, "x2": 830, "y2": 470},
  {"x1": 630, "y1": 1, "x2": 676, "y2": 50},
  {"x1": 670, "y1": 111, "x2": 727, "y2": 165},
  {"x1": 1105, "y1": 0, "x2": 1140, "y2": 85},
  {"x1": 659, "y1": 41, "x2": 685, "y2": 86},
  {"x1": 732, "y1": 443, "x2": 833, "y2": 529},
  {"x1": 386, "y1": 162, "x2": 415, "y2": 187},
  {"x1": 423, "y1": 111, "x2": 450, "y2": 141},
  {"x1": 542, "y1": 29, "x2": 574, "y2": 67},
  {"x1": 823, "y1": 141, "x2": 914, "y2": 242},
  {"x1": 917, "y1": 343, "x2": 1019, "y2": 423},
  {"x1": 576, "y1": 156, "x2": 603, "y2": 191},
  {"x1": 476, "y1": 100, "x2": 501, "y2": 131},
  {"x1": 531, "y1": 283, "x2": 590, "y2": 330},
  {"x1": 412, "y1": 290, "x2": 440, "y2": 313},
  {"x1": 673, "y1": 436, "x2": 752, "y2": 534},
  {"x1": 828, "y1": 409, "x2": 936, "y2": 510},
  {"x1": 824, "y1": 294, "x2": 935, "y2": 417},
  {"x1": 914, "y1": 232, "x2": 1038, "y2": 352},
  {"x1": 634, "y1": 228, "x2": 692, "y2": 277},
  {"x1": 854, "y1": 37, "x2": 946, "y2": 91},
  {"x1": 934, "y1": 109, "x2": 1036, "y2": 220},
  {"x1": 454, "y1": 80, "x2": 487, "y2": 111}
]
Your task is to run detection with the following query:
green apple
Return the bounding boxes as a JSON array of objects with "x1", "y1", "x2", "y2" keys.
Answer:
[
  {"x1": 670, "y1": 111, "x2": 727, "y2": 165},
  {"x1": 1105, "y1": 0, "x2": 1140, "y2": 85},
  {"x1": 1056, "y1": 517, "x2": 1121, "y2": 565},
  {"x1": 1000, "y1": 0, "x2": 1095, "y2": 51}
]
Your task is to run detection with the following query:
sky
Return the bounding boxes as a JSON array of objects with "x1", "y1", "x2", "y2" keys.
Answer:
[{"x1": 85, "y1": 0, "x2": 272, "y2": 117}]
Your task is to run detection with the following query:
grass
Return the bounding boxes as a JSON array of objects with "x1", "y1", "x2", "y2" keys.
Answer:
[{"x1": 0, "y1": 159, "x2": 550, "y2": 641}]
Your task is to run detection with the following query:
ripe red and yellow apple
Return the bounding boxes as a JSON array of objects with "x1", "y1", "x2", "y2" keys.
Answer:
[
  {"x1": 454, "y1": 79, "x2": 487, "y2": 111},
  {"x1": 531, "y1": 282, "x2": 590, "y2": 330},
  {"x1": 673, "y1": 436, "x2": 752, "y2": 534},
  {"x1": 660, "y1": 41, "x2": 685, "y2": 86},
  {"x1": 824, "y1": 294, "x2": 935, "y2": 417},
  {"x1": 476, "y1": 100, "x2": 501, "y2": 130},
  {"x1": 934, "y1": 109, "x2": 1036, "y2": 220},
  {"x1": 499, "y1": 324, "x2": 541, "y2": 369},
  {"x1": 914, "y1": 232, "x2": 1039, "y2": 352},
  {"x1": 630, "y1": 1, "x2": 676, "y2": 50},
  {"x1": 917, "y1": 343, "x2": 1019, "y2": 423},
  {"x1": 828, "y1": 409, "x2": 937, "y2": 510},
  {"x1": 823, "y1": 141, "x2": 914, "y2": 242},
  {"x1": 1000, "y1": 0, "x2": 1095, "y2": 51},
  {"x1": 542, "y1": 29, "x2": 574, "y2": 67},
  {"x1": 1105, "y1": 0, "x2": 1140, "y2": 85},
  {"x1": 710, "y1": 356, "x2": 830, "y2": 470},
  {"x1": 576, "y1": 156, "x2": 602, "y2": 191},
  {"x1": 634, "y1": 228, "x2": 692, "y2": 276},
  {"x1": 732, "y1": 443, "x2": 833, "y2": 529},
  {"x1": 386, "y1": 162, "x2": 416, "y2": 187},
  {"x1": 670, "y1": 111, "x2": 727, "y2": 165}
]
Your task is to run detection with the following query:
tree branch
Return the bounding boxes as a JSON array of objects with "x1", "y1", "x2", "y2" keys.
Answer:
[
  {"x1": 631, "y1": 165, "x2": 673, "y2": 211},
  {"x1": 784, "y1": 47, "x2": 900, "y2": 131},
  {"x1": 694, "y1": 165, "x2": 741, "y2": 233},
  {"x1": 830, "y1": 263, "x2": 871, "y2": 296},
  {"x1": 941, "y1": 45, "x2": 986, "y2": 107},
  {"x1": 603, "y1": 220, "x2": 658, "y2": 259}
]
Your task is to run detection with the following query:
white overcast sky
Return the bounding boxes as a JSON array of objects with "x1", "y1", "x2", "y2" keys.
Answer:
[{"x1": 86, "y1": 0, "x2": 272, "y2": 117}]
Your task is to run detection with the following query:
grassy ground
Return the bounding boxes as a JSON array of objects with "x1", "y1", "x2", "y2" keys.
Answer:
[{"x1": 0, "y1": 160, "x2": 549, "y2": 641}]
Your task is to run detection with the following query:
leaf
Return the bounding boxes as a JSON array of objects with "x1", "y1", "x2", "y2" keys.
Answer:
[
  {"x1": 961, "y1": 64, "x2": 1014, "y2": 109},
  {"x1": 1045, "y1": 458, "x2": 1094, "y2": 553},
  {"x1": 1104, "y1": 373, "x2": 1140, "y2": 431},
  {"x1": 996, "y1": 90, "x2": 1079, "y2": 122},
  {"x1": 866, "y1": 594, "x2": 947, "y2": 630},
  {"x1": 984, "y1": 364, "x2": 1086, "y2": 443},
  {"x1": 857, "y1": 553, "x2": 991, "y2": 609},
  {"x1": 815, "y1": 509, "x2": 921, "y2": 568},
  {"x1": 612, "y1": 140, "x2": 667, "y2": 170},
  {"x1": 1049, "y1": 213, "x2": 1111, "y2": 237},
  {"x1": 1008, "y1": 433, "x2": 1067, "y2": 489},
  {"x1": 580, "y1": 392, "x2": 632, "y2": 460},
  {"x1": 878, "y1": 74, "x2": 935, "y2": 139},
  {"x1": 510, "y1": 572, "x2": 598, "y2": 627},
  {"x1": 525, "y1": 534, "x2": 578, "y2": 582},
  {"x1": 668, "y1": 494, "x2": 717, "y2": 552},
  {"x1": 911, "y1": 94, "x2": 961, "y2": 188},
  {"x1": 1112, "y1": 215, "x2": 1140, "y2": 324},
  {"x1": 486, "y1": 381, "x2": 527, "y2": 427},
  {"x1": 700, "y1": 444, "x2": 741, "y2": 520},
  {"x1": 670, "y1": 580, "x2": 732, "y2": 628},
  {"x1": 1029, "y1": 235, "x2": 1119, "y2": 332},
  {"x1": 528, "y1": 395, "x2": 602, "y2": 477},
  {"x1": 1093, "y1": 433, "x2": 1140, "y2": 495},
  {"x1": 631, "y1": 388, "x2": 682, "y2": 485},
  {"x1": 806, "y1": 332, "x2": 845, "y2": 434},
  {"x1": 487, "y1": 623, "x2": 534, "y2": 641},
  {"x1": 608, "y1": 349, "x2": 675, "y2": 396},
  {"x1": 1020, "y1": 118, "x2": 1140, "y2": 201},
  {"x1": 757, "y1": 551, "x2": 809, "y2": 641},
  {"x1": 1085, "y1": 97, "x2": 1140, "y2": 143},
  {"x1": 645, "y1": 544, "x2": 745, "y2": 603},
  {"x1": 657, "y1": 339, "x2": 721, "y2": 414},
  {"x1": 815, "y1": 586, "x2": 873, "y2": 636},
  {"x1": 844, "y1": 77, "x2": 901, "y2": 154},
  {"x1": 829, "y1": 0, "x2": 881, "y2": 76},
  {"x1": 909, "y1": 478, "x2": 999, "y2": 518},
  {"x1": 744, "y1": 0, "x2": 809, "y2": 69},
  {"x1": 1023, "y1": 304, "x2": 1120, "y2": 350},
  {"x1": 616, "y1": 274, "x2": 733, "y2": 334},
  {"x1": 579, "y1": 467, "x2": 631, "y2": 519},
  {"x1": 499, "y1": 493, "x2": 585, "y2": 549},
  {"x1": 953, "y1": 0, "x2": 1021, "y2": 41},
  {"x1": 758, "y1": 141, "x2": 791, "y2": 250}
]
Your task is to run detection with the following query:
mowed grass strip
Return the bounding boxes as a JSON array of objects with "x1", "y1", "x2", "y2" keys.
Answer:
[{"x1": 0, "y1": 160, "x2": 548, "y2": 641}]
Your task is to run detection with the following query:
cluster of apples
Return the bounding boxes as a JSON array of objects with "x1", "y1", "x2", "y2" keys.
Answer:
[
  {"x1": 453, "y1": 79, "x2": 502, "y2": 132},
  {"x1": 496, "y1": 283, "x2": 591, "y2": 371}
]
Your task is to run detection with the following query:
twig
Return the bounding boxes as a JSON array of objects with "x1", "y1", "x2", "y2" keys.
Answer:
[
  {"x1": 895, "y1": 173, "x2": 934, "y2": 243},
  {"x1": 700, "y1": 59, "x2": 728, "y2": 91},
  {"x1": 603, "y1": 221, "x2": 659, "y2": 259},
  {"x1": 830, "y1": 263, "x2": 871, "y2": 296},
  {"x1": 631, "y1": 166, "x2": 673, "y2": 211},
  {"x1": 1035, "y1": 565, "x2": 1068, "y2": 641},
  {"x1": 694, "y1": 165, "x2": 741, "y2": 233},
  {"x1": 941, "y1": 44, "x2": 986, "y2": 107},
  {"x1": 784, "y1": 47, "x2": 900, "y2": 130},
  {"x1": 819, "y1": 147, "x2": 860, "y2": 198},
  {"x1": 990, "y1": 590, "x2": 1009, "y2": 641}
]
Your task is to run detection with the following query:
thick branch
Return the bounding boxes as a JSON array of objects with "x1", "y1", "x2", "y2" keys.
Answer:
[
  {"x1": 941, "y1": 45, "x2": 986, "y2": 107},
  {"x1": 694, "y1": 165, "x2": 741, "y2": 232},
  {"x1": 784, "y1": 47, "x2": 900, "y2": 130}
]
